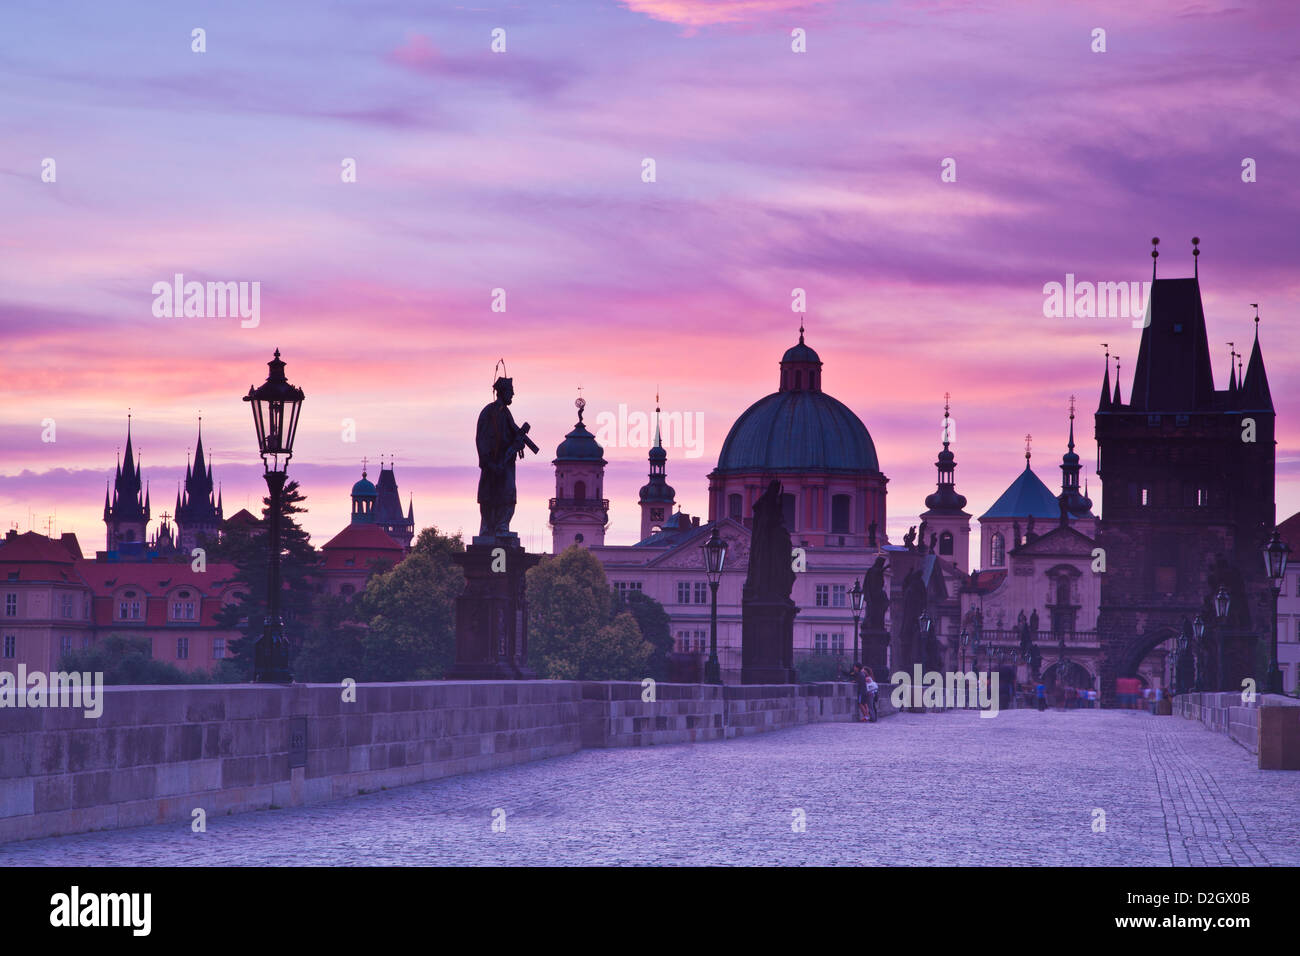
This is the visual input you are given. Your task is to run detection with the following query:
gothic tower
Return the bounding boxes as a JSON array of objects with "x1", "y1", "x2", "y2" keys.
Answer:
[
  {"x1": 549, "y1": 397, "x2": 608, "y2": 551},
  {"x1": 104, "y1": 417, "x2": 150, "y2": 557},
  {"x1": 175, "y1": 420, "x2": 224, "y2": 551},
  {"x1": 919, "y1": 396, "x2": 971, "y2": 572},
  {"x1": 638, "y1": 398, "x2": 676, "y2": 540},
  {"x1": 1094, "y1": 239, "x2": 1275, "y2": 703}
]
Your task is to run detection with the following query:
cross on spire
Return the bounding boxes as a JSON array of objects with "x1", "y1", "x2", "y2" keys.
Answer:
[
  {"x1": 1024, "y1": 433, "x2": 1033, "y2": 462},
  {"x1": 361, "y1": 456, "x2": 368, "y2": 476}
]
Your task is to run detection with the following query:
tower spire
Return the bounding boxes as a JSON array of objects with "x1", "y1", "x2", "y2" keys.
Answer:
[
  {"x1": 1099, "y1": 344, "x2": 1112, "y2": 411},
  {"x1": 1113, "y1": 356, "x2": 1122, "y2": 406},
  {"x1": 1192, "y1": 236, "x2": 1200, "y2": 279},
  {"x1": 1150, "y1": 236, "x2": 1159, "y2": 281}
]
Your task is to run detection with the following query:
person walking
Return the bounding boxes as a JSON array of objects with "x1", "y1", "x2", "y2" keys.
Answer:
[
  {"x1": 1036, "y1": 681, "x2": 1046, "y2": 712},
  {"x1": 864, "y1": 666, "x2": 880, "y2": 722}
]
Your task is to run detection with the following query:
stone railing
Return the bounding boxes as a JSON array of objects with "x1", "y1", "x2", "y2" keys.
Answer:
[
  {"x1": 0, "y1": 679, "x2": 894, "y2": 844},
  {"x1": 1174, "y1": 691, "x2": 1300, "y2": 768}
]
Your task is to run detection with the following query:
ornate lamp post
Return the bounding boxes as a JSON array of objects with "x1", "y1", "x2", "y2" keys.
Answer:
[
  {"x1": 1210, "y1": 585, "x2": 1231, "y2": 693},
  {"x1": 919, "y1": 610, "x2": 932, "y2": 666},
  {"x1": 849, "y1": 578, "x2": 864, "y2": 664},
  {"x1": 1264, "y1": 530, "x2": 1292, "y2": 695},
  {"x1": 701, "y1": 526, "x2": 728, "y2": 685},
  {"x1": 1191, "y1": 613, "x2": 1206, "y2": 693},
  {"x1": 958, "y1": 628, "x2": 969, "y2": 672},
  {"x1": 243, "y1": 349, "x2": 304, "y2": 684}
]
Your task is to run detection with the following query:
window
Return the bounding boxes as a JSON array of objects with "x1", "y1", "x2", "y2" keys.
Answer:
[
  {"x1": 676, "y1": 582, "x2": 691, "y2": 604},
  {"x1": 62, "y1": 594, "x2": 73, "y2": 618},
  {"x1": 815, "y1": 585, "x2": 830, "y2": 607},
  {"x1": 650, "y1": 507, "x2": 664, "y2": 521},
  {"x1": 344, "y1": 557, "x2": 355, "y2": 567},
  {"x1": 728, "y1": 494, "x2": 743, "y2": 520},
  {"x1": 340, "y1": 584, "x2": 356, "y2": 597},
  {"x1": 573, "y1": 480, "x2": 587, "y2": 502},
  {"x1": 212, "y1": 638, "x2": 226, "y2": 660},
  {"x1": 693, "y1": 630, "x2": 706, "y2": 652},
  {"x1": 131, "y1": 601, "x2": 141, "y2": 620},
  {"x1": 3, "y1": 635, "x2": 14, "y2": 658},
  {"x1": 831, "y1": 633, "x2": 845, "y2": 655},
  {"x1": 5, "y1": 572, "x2": 15, "y2": 582},
  {"x1": 1141, "y1": 487, "x2": 1150, "y2": 506},
  {"x1": 939, "y1": 531, "x2": 954, "y2": 555},
  {"x1": 4, "y1": 594, "x2": 15, "y2": 617},
  {"x1": 832, "y1": 584, "x2": 846, "y2": 608},
  {"x1": 81, "y1": 636, "x2": 92, "y2": 649},
  {"x1": 177, "y1": 637, "x2": 190, "y2": 660},
  {"x1": 612, "y1": 581, "x2": 642, "y2": 599},
  {"x1": 782, "y1": 494, "x2": 797, "y2": 531},
  {"x1": 990, "y1": 533, "x2": 1005, "y2": 567},
  {"x1": 60, "y1": 635, "x2": 73, "y2": 657},
  {"x1": 814, "y1": 633, "x2": 829, "y2": 655},
  {"x1": 693, "y1": 582, "x2": 708, "y2": 604},
  {"x1": 831, "y1": 495, "x2": 851, "y2": 534}
]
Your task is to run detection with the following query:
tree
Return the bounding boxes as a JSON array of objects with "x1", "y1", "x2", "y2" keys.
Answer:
[
  {"x1": 612, "y1": 589, "x2": 673, "y2": 680},
  {"x1": 211, "y1": 479, "x2": 317, "y2": 680},
  {"x1": 59, "y1": 635, "x2": 210, "y2": 684},
  {"x1": 527, "y1": 546, "x2": 653, "y2": 680},
  {"x1": 354, "y1": 526, "x2": 465, "y2": 680},
  {"x1": 293, "y1": 592, "x2": 367, "y2": 683}
]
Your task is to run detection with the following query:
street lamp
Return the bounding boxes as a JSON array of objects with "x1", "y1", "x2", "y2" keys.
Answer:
[
  {"x1": 701, "y1": 526, "x2": 728, "y2": 684},
  {"x1": 1264, "y1": 530, "x2": 1292, "y2": 695},
  {"x1": 919, "y1": 610, "x2": 932, "y2": 667},
  {"x1": 959, "y1": 628, "x2": 969, "y2": 672},
  {"x1": 244, "y1": 349, "x2": 305, "y2": 684},
  {"x1": 1213, "y1": 586, "x2": 1231, "y2": 621},
  {"x1": 850, "y1": 578, "x2": 864, "y2": 663}
]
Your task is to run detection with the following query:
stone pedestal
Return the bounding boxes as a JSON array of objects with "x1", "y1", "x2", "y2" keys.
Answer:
[
  {"x1": 741, "y1": 597, "x2": 797, "y2": 684},
  {"x1": 447, "y1": 540, "x2": 541, "y2": 680},
  {"x1": 860, "y1": 626, "x2": 890, "y2": 678}
]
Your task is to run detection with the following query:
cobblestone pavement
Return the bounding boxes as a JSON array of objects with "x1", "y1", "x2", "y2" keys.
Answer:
[{"x1": 4, "y1": 708, "x2": 1298, "y2": 866}]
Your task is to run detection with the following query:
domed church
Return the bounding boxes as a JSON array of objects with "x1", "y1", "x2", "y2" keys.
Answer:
[{"x1": 708, "y1": 325, "x2": 888, "y2": 547}]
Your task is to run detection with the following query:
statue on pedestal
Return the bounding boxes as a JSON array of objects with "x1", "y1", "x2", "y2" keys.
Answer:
[
  {"x1": 476, "y1": 371, "x2": 538, "y2": 543},
  {"x1": 741, "y1": 479, "x2": 798, "y2": 683}
]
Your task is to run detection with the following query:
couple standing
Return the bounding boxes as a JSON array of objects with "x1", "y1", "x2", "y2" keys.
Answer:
[{"x1": 850, "y1": 663, "x2": 879, "y2": 722}]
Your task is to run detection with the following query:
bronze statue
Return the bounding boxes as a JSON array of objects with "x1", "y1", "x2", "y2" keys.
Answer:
[
  {"x1": 899, "y1": 567, "x2": 927, "y2": 666},
  {"x1": 903, "y1": 526, "x2": 917, "y2": 550},
  {"x1": 744, "y1": 479, "x2": 796, "y2": 602},
  {"x1": 863, "y1": 556, "x2": 889, "y2": 631},
  {"x1": 476, "y1": 375, "x2": 538, "y2": 540}
]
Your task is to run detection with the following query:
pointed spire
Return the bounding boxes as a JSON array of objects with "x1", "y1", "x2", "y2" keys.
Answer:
[
  {"x1": 1112, "y1": 356, "x2": 1122, "y2": 406},
  {"x1": 1227, "y1": 342, "x2": 1238, "y2": 396},
  {"x1": 1150, "y1": 236, "x2": 1159, "y2": 281},
  {"x1": 1067, "y1": 395, "x2": 1076, "y2": 453},
  {"x1": 653, "y1": 388, "x2": 663, "y2": 450},
  {"x1": 798, "y1": 315, "x2": 805, "y2": 343},
  {"x1": 407, "y1": 494, "x2": 414, "y2": 523},
  {"x1": 1241, "y1": 304, "x2": 1273, "y2": 411},
  {"x1": 103, "y1": 481, "x2": 111, "y2": 518},
  {"x1": 1192, "y1": 236, "x2": 1200, "y2": 279}
]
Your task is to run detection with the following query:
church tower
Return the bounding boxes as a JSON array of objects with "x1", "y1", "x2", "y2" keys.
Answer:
[
  {"x1": 549, "y1": 396, "x2": 608, "y2": 551},
  {"x1": 176, "y1": 419, "x2": 224, "y2": 551},
  {"x1": 919, "y1": 395, "x2": 971, "y2": 572},
  {"x1": 350, "y1": 463, "x2": 377, "y2": 524},
  {"x1": 1057, "y1": 397, "x2": 1096, "y2": 538},
  {"x1": 638, "y1": 397, "x2": 676, "y2": 540},
  {"x1": 1095, "y1": 238, "x2": 1275, "y2": 702},
  {"x1": 104, "y1": 417, "x2": 150, "y2": 557}
]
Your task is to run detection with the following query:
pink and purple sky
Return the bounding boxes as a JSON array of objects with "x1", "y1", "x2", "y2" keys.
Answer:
[{"x1": 1, "y1": 0, "x2": 1297, "y2": 559}]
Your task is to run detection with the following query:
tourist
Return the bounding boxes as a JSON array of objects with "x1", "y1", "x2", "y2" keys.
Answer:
[
  {"x1": 850, "y1": 663, "x2": 868, "y2": 722},
  {"x1": 1036, "y1": 681, "x2": 1046, "y2": 712},
  {"x1": 864, "y1": 666, "x2": 880, "y2": 722}
]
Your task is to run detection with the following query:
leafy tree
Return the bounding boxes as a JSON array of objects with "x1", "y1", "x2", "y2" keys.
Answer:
[
  {"x1": 59, "y1": 635, "x2": 211, "y2": 684},
  {"x1": 210, "y1": 479, "x2": 317, "y2": 680},
  {"x1": 354, "y1": 527, "x2": 465, "y2": 680},
  {"x1": 293, "y1": 592, "x2": 367, "y2": 683},
  {"x1": 527, "y1": 546, "x2": 654, "y2": 679},
  {"x1": 612, "y1": 589, "x2": 673, "y2": 680}
]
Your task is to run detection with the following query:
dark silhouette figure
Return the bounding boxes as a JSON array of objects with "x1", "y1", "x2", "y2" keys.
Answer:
[
  {"x1": 476, "y1": 376, "x2": 537, "y2": 539},
  {"x1": 863, "y1": 557, "x2": 889, "y2": 631},
  {"x1": 744, "y1": 479, "x2": 795, "y2": 602}
]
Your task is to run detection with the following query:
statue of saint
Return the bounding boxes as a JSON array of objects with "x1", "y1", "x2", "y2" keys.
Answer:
[
  {"x1": 476, "y1": 376, "x2": 538, "y2": 540},
  {"x1": 743, "y1": 479, "x2": 795, "y2": 603},
  {"x1": 863, "y1": 556, "x2": 889, "y2": 631},
  {"x1": 903, "y1": 526, "x2": 917, "y2": 550}
]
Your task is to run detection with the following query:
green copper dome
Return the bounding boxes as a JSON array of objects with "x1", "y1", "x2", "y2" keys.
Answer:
[{"x1": 716, "y1": 391, "x2": 879, "y2": 474}]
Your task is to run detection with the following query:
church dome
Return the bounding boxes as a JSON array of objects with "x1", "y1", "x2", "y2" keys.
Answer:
[
  {"x1": 716, "y1": 390, "x2": 879, "y2": 474},
  {"x1": 716, "y1": 330, "x2": 878, "y2": 475},
  {"x1": 351, "y1": 474, "x2": 377, "y2": 497},
  {"x1": 554, "y1": 421, "x2": 605, "y2": 462}
]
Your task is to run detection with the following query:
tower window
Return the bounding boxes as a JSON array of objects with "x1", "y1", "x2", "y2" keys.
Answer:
[
  {"x1": 1141, "y1": 487, "x2": 1150, "y2": 506},
  {"x1": 728, "y1": 494, "x2": 743, "y2": 520},
  {"x1": 795, "y1": 370, "x2": 802, "y2": 389},
  {"x1": 831, "y1": 495, "x2": 850, "y2": 534},
  {"x1": 573, "y1": 480, "x2": 586, "y2": 502},
  {"x1": 650, "y1": 507, "x2": 664, "y2": 521},
  {"x1": 990, "y1": 533, "x2": 1005, "y2": 567},
  {"x1": 939, "y1": 531, "x2": 954, "y2": 556}
]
